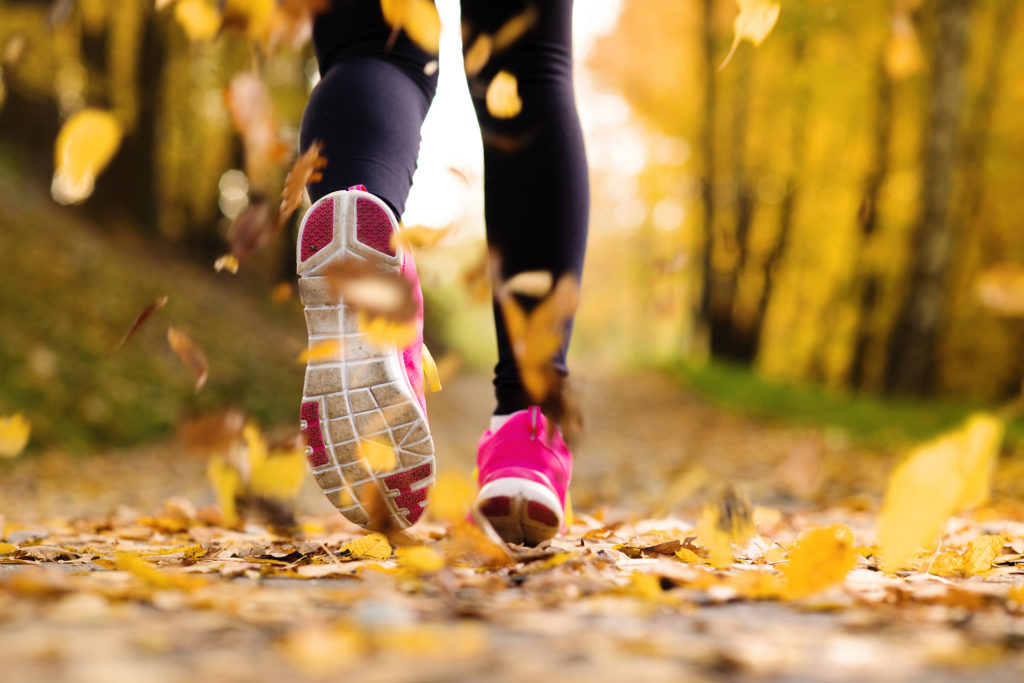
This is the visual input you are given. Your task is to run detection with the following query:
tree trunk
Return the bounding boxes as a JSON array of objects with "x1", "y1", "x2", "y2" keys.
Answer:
[{"x1": 884, "y1": 0, "x2": 971, "y2": 395}]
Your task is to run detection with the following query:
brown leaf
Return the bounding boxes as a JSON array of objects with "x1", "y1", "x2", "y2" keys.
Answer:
[
  {"x1": 323, "y1": 258, "x2": 417, "y2": 323},
  {"x1": 177, "y1": 410, "x2": 246, "y2": 456},
  {"x1": 280, "y1": 141, "x2": 327, "y2": 222},
  {"x1": 114, "y1": 295, "x2": 168, "y2": 351},
  {"x1": 224, "y1": 72, "x2": 289, "y2": 189},
  {"x1": 228, "y1": 198, "x2": 280, "y2": 260},
  {"x1": 167, "y1": 327, "x2": 209, "y2": 390}
]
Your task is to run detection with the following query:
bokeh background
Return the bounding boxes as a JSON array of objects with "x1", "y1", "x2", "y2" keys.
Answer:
[{"x1": 2, "y1": 0, "x2": 1024, "y2": 493}]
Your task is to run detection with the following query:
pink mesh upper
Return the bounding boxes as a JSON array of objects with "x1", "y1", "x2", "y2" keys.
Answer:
[
  {"x1": 300, "y1": 200, "x2": 334, "y2": 262},
  {"x1": 476, "y1": 407, "x2": 573, "y2": 507},
  {"x1": 356, "y1": 197, "x2": 396, "y2": 256}
]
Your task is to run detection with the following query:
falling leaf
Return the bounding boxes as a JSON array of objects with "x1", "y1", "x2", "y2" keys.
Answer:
[
  {"x1": 0, "y1": 413, "x2": 31, "y2": 458},
  {"x1": 114, "y1": 295, "x2": 168, "y2": 351},
  {"x1": 207, "y1": 456, "x2": 241, "y2": 527},
  {"x1": 280, "y1": 141, "x2": 326, "y2": 222},
  {"x1": 877, "y1": 414, "x2": 1005, "y2": 572},
  {"x1": 429, "y1": 470, "x2": 476, "y2": 523},
  {"x1": 391, "y1": 224, "x2": 451, "y2": 252},
  {"x1": 214, "y1": 254, "x2": 240, "y2": 274},
  {"x1": 396, "y1": 545, "x2": 445, "y2": 573},
  {"x1": 358, "y1": 313, "x2": 418, "y2": 348},
  {"x1": 51, "y1": 108, "x2": 123, "y2": 204},
  {"x1": 167, "y1": 327, "x2": 209, "y2": 390},
  {"x1": 421, "y1": 344, "x2": 442, "y2": 393},
  {"x1": 719, "y1": 0, "x2": 781, "y2": 71},
  {"x1": 227, "y1": 198, "x2": 280, "y2": 260},
  {"x1": 464, "y1": 34, "x2": 493, "y2": 77},
  {"x1": 492, "y1": 6, "x2": 539, "y2": 51},
  {"x1": 497, "y1": 274, "x2": 579, "y2": 402},
  {"x1": 340, "y1": 532, "x2": 392, "y2": 561},
  {"x1": 263, "y1": 0, "x2": 329, "y2": 54},
  {"x1": 380, "y1": 0, "x2": 441, "y2": 54},
  {"x1": 696, "y1": 487, "x2": 754, "y2": 569},
  {"x1": 269, "y1": 282, "x2": 294, "y2": 303},
  {"x1": 505, "y1": 270, "x2": 553, "y2": 298},
  {"x1": 174, "y1": 0, "x2": 221, "y2": 41},
  {"x1": 224, "y1": 72, "x2": 289, "y2": 190},
  {"x1": 324, "y1": 259, "x2": 417, "y2": 322},
  {"x1": 359, "y1": 439, "x2": 397, "y2": 474},
  {"x1": 781, "y1": 525, "x2": 856, "y2": 600},
  {"x1": 976, "y1": 264, "x2": 1024, "y2": 317},
  {"x1": 486, "y1": 70, "x2": 522, "y2": 119},
  {"x1": 297, "y1": 339, "x2": 344, "y2": 363}
]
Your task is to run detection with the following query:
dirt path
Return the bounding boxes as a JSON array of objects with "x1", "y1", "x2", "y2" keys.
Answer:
[{"x1": 3, "y1": 363, "x2": 1024, "y2": 682}]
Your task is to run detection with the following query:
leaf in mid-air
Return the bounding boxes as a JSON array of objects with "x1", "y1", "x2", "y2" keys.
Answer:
[
  {"x1": 719, "y1": 0, "x2": 781, "y2": 71},
  {"x1": 51, "y1": 109, "x2": 123, "y2": 204},
  {"x1": 114, "y1": 295, "x2": 168, "y2": 351},
  {"x1": 486, "y1": 70, "x2": 522, "y2": 119},
  {"x1": 167, "y1": 327, "x2": 209, "y2": 390},
  {"x1": 0, "y1": 413, "x2": 31, "y2": 458}
]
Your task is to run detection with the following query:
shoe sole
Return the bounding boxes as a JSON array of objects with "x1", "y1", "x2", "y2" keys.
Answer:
[
  {"x1": 475, "y1": 477, "x2": 563, "y2": 545},
  {"x1": 296, "y1": 189, "x2": 434, "y2": 529}
]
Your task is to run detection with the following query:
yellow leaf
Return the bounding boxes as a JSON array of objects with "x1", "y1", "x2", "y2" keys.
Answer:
[
  {"x1": 421, "y1": 344, "x2": 442, "y2": 393},
  {"x1": 297, "y1": 339, "x2": 345, "y2": 364},
  {"x1": 392, "y1": 224, "x2": 451, "y2": 251},
  {"x1": 396, "y1": 545, "x2": 445, "y2": 573},
  {"x1": 963, "y1": 535, "x2": 1004, "y2": 576},
  {"x1": 626, "y1": 573, "x2": 663, "y2": 601},
  {"x1": 719, "y1": 0, "x2": 781, "y2": 71},
  {"x1": 250, "y1": 447, "x2": 306, "y2": 501},
  {"x1": 207, "y1": 456, "x2": 241, "y2": 527},
  {"x1": 877, "y1": 413, "x2": 1004, "y2": 572},
  {"x1": 430, "y1": 470, "x2": 477, "y2": 523},
  {"x1": 675, "y1": 548, "x2": 702, "y2": 564},
  {"x1": 486, "y1": 70, "x2": 522, "y2": 119},
  {"x1": 357, "y1": 311, "x2": 418, "y2": 348},
  {"x1": 781, "y1": 524, "x2": 856, "y2": 600},
  {"x1": 695, "y1": 488, "x2": 753, "y2": 569},
  {"x1": 114, "y1": 552, "x2": 206, "y2": 591},
  {"x1": 728, "y1": 570, "x2": 783, "y2": 599},
  {"x1": 464, "y1": 33, "x2": 493, "y2": 76},
  {"x1": 214, "y1": 254, "x2": 240, "y2": 274},
  {"x1": 340, "y1": 532, "x2": 392, "y2": 560},
  {"x1": 51, "y1": 109, "x2": 123, "y2": 204},
  {"x1": 0, "y1": 413, "x2": 31, "y2": 458},
  {"x1": 380, "y1": 0, "x2": 441, "y2": 54},
  {"x1": 505, "y1": 270, "x2": 553, "y2": 298},
  {"x1": 174, "y1": 0, "x2": 220, "y2": 41},
  {"x1": 359, "y1": 439, "x2": 397, "y2": 474},
  {"x1": 1008, "y1": 586, "x2": 1024, "y2": 603},
  {"x1": 928, "y1": 549, "x2": 964, "y2": 578},
  {"x1": 0, "y1": 542, "x2": 16, "y2": 555}
]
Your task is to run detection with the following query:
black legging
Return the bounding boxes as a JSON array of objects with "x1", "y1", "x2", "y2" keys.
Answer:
[{"x1": 300, "y1": 0, "x2": 589, "y2": 415}]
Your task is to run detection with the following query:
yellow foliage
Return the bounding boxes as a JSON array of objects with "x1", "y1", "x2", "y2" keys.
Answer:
[
  {"x1": 358, "y1": 439, "x2": 397, "y2": 474},
  {"x1": 174, "y1": 0, "x2": 221, "y2": 42},
  {"x1": 340, "y1": 532, "x2": 392, "y2": 560},
  {"x1": 379, "y1": 0, "x2": 441, "y2": 54},
  {"x1": 720, "y1": 0, "x2": 781, "y2": 71},
  {"x1": 51, "y1": 109, "x2": 123, "y2": 205},
  {"x1": 931, "y1": 535, "x2": 1005, "y2": 577},
  {"x1": 0, "y1": 413, "x2": 31, "y2": 458},
  {"x1": 357, "y1": 311, "x2": 418, "y2": 348},
  {"x1": 878, "y1": 414, "x2": 1004, "y2": 572},
  {"x1": 114, "y1": 552, "x2": 205, "y2": 591},
  {"x1": 297, "y1": 339, "x2": 345, "y2": 364},
  {"x1": 396, "y1": 545, "x2": 445, "y2": 573},
  {"x1": 421, "y1": 344, "x2": 442, "y2": 393},
  {"x1": 0, "y1": 543, "x2": 16, "y2": 555},
  {"x1": 486, "y1": 70, "x2": 522, "y2": 119},
  {"x1": 781, "y1": 524, "x2": 856, "y2": 600},
  {"x1": 675, "y1": 548, "x2": 702, "y2": 564},
  {"x1": 430, "y1": 470, "x2": 477, "y2": 523}
]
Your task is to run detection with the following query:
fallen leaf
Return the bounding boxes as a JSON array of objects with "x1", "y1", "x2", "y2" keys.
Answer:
[
  {"x1": 696, "y1": 487, "x2": 754, "y2": 569},
  {"x1": 396, "y1": 545, "x2": 444, "y2": 573},
  {"x1": 719, "y1": 0, "x2": 781, "y2": 71},
  {"x1": 0, "y1": 413, "x2": 31, "y2": 458},
  {"x1": 339, "y1": 532, "x2": 392, "y2": 561},
  {"x1": 114, "y1": 295, "x2": 168, "y2": 351},
  {"x1": 51, "y1": 108, "x2": 123, "y2": 204},
  {"x1": 167, "y1": 327, "x2": 209, "y2": 390},
  {"x1": 486, "y1": 70, "x2": 522, "y2": 119},
  {"x1": 781, "y1": 525, "x2": 856, "y2": 599}
]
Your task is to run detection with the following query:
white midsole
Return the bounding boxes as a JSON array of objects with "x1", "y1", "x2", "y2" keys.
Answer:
[{"x1": 475, "y1": 477, "x2": 563, "y2": 528}]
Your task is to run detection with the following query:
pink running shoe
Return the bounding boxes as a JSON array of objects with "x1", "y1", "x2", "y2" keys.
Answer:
[
  {"x1": 474, "y1": 407, "x2": 573, "y2": 545},
  {"x1": 296, "y1": 186, "x2": 436, "y2": 529}
]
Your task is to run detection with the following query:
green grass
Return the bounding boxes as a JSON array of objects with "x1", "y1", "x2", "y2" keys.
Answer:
[
  {"x1": 668, "y1": 359, "x2": 1024, "y2": 448},
  {"x1": 0, "y1": 168, "x2": 307, "y2": 453}
]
